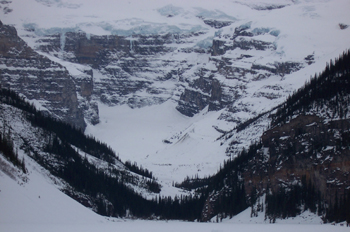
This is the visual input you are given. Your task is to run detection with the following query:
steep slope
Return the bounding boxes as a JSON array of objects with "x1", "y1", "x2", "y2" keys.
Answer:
[
  {"x1": 0, "y1": 89, "x2": 189, "y2": 218},
  {"x1": 198, "y1": 50, "x2": 350, "y2": 223},
  {"x1": 0, "y1": 155, "x2": 103, "y2": 225},
  {"x1": 0, "y1": 21, "x2": 88, "y2": 130}
]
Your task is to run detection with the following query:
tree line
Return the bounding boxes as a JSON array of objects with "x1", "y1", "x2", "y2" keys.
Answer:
[
  {"x1": 273, "y1": 49, "x2": 350, "y2": 126},
  {"x1": 0, "y1": 129, "x2": 26, "y2": 173},
  {"x1": 174, "y1": 49, "x2": 350, "y2": 223},
  {"x1": 0, "y1": 87, "x2": 207, "y2": 220}
]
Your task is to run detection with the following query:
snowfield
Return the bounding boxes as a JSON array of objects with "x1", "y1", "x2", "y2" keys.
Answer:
[{"x1": 85, "y1": 100, "x2": 228, "y2": 185}]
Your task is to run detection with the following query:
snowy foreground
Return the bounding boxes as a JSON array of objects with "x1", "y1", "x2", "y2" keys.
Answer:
[
  {"x1": 3, "y1": 222, "x2": 350, "y2": 232},
  {"x1": 1, "y1": 157, "x2": 349, "y2": 232}
]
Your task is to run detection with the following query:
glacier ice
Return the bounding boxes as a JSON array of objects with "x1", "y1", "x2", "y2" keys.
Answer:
[{"x1": 157, "y1": 4, "x2": 184, "y2": 17}]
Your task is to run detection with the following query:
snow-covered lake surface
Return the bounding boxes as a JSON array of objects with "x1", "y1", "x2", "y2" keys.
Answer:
[
  {"x1": 1, "y1": 155, "x2": 348, "y2": 232},
  {"x1": 3, "y1": 222, "x2": 350, "y2": 232}
]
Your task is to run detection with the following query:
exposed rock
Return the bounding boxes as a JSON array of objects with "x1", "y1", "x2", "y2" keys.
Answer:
[
  {"x1": 37, "y1": 31, "x2": 185, "y2": 108},
  {"x1": 38, "y1": 32, "x2": 131, "y2": 67},
  {"x1": 2, "y1": 14, "x2": 315, "y2": 129},
  {"x1": 304, "y1": 54, "x2": 315, "y2": 65},
  {"x1": 211, "y1": 39, "x2": 227, "y2": 56},
  {"x1": 0, "y1": 1, "x2": 12, "y2": 14},
  {"x1": 252, "y1": 61, "x2": 303, "y2": 77},
  {"x1": 273, "y1": 62, "x2": 303, "y2": 77},
  {"x1": 203, "y1": 19, "x2": 233, "y2": 29},
  {"x1": 250, "y1": 4, "x2": 288, "y2": 11},
  {"x1": 339, "y1": 23, "x2": 349, "y2": 30},
  {"x1": 208, "y1": 78, "x2": 223, "y2": 111},
  {"x1": 0, "y1": 22, "x2": 86, "y2": 130},
  {"x1": 232, "y1": 37, "x2": 276, "y2": 51},
  {"x1": 176, "y1": 73, "x2": 225, "y2": 117},
  {"x1": 177, "y1": 88, "x2": 209, "y2": 117},
  {"x1": 37, "y1": 32, "x2": 174, "y2": 68},
  {"x1": 215, "y1": 56, "x2": 256, "y2": 79}
]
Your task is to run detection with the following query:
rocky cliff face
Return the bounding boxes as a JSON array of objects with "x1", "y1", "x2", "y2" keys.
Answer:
[
  {"x1": 0, "y1": 22, "x2": 87, "y2": 130},
  {"x1": 36, "y1": 31, "x2": 187, "y2": 109},
  {"x1": 16, "y1": 16, "x2": 315, "y2": 126},
  {"x1": 176, "y1": 72, "x2": 225, "y2": 116},
  {"x1": 176, "y1": 21, "x2": 312, "y2": 120}
]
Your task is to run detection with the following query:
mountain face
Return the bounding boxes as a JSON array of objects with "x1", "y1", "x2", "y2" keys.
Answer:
[
  {"x1": 2, "y1": 0, "x2": 348, "y2": 133},
  {"x1": 36, "y1": 31, "x2": 180, "y2": 109},
  {"x1": 200, "y1": 51, "x2": 350, "y2": 222},
  {"x1": 24, "y1": 18, "x2": 314, "y2": 121},
  {"x1": 1, "y1": 0, "x2": 350, "y2": 224},
  {"x1": 2, "y1": 0, "x2": 349, "y2": 183},
  {"x1": 0, "y1": 22, "x2": 89, "y2": 130}
]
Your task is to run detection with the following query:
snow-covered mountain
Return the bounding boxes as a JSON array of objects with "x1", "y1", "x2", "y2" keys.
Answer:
[
  {"x1": 1, "y1": 0, "x2": 350, "y2": 225},
  {"x1": 1, "y1": 0, "x2": 349, "y2": 184}
]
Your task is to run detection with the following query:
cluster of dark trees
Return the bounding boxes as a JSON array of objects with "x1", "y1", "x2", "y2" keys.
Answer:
[
  {"x1": 0, "y1": 87, "x2": 118, "y2": 164},
  {"x1": 175, "y1": 142, "x2": 263, "y2": 220},
  {"x1": 195, "y1": 134, "x2": 350, "y2": 224},
  {"x1": 264, "y1": 50, "x2": 350, "y2": 223},
  {"x1": 124, "y1": 160, "x2": 153, "y2": 179},
  {"x1": 326, "y1": 190, "x2": 350, "y2": 223},
  {"x1": 206, "y1": 142, "x2": 260, "y2": 219},
  {"x1": 0, "y1": 87, "x2": 208, "y2": 220},
  {"x1": 0, "y1": 90, "x2": 26, "y2": 173},
  {"x1": 151, "y1": 194, "x2": 207, "y2": 221},
  {"x1": 43, "y1": 131, "x2": 208, "y2": 218},
  {"x1": 29, "y1": 110, "x2": 118, "y2": 164},
  {"x1": 273, "y1": 49, "x2": 350, "y2": 126},
  {"x1": 265, "y1": 178, "x2": 350, "y2": 224},
  {"x1": 0, "y1": 129, "x2": 26, "y2": 173},
  {"x1": 175, "y1": 174, "x2": 210, "y2": 190},
  {"x1": 176, "y1": 49, "x2": 350, "y2": 223},
  {"x1": 44, "y1": 135, "x2": 150, "y2": 217},
  {"x1": 265, "y1": 176, "x2": 323, "y2": 222}
]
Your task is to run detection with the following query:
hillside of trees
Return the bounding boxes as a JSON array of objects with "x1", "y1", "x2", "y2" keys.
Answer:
[
  {"x1": 264, "y1": 49, "x2": 350, "y2": 223},
  {"x1": 273, "y1": 49, "x2": 350, "y2": 126},
  {"x1": 176, "y1": 49, "x2": 350, "y2": 223},
  {"x1": 0, "y1": 129, "x2": 26, "y2": 173},
  {"x1": 0, "y1": 87, "x2": 209, "y2": 220}
]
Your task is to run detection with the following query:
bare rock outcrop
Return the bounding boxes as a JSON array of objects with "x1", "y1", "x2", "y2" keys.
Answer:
[{"x1": 0, "y1": 22, "x2": 86, "y2": 130}]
